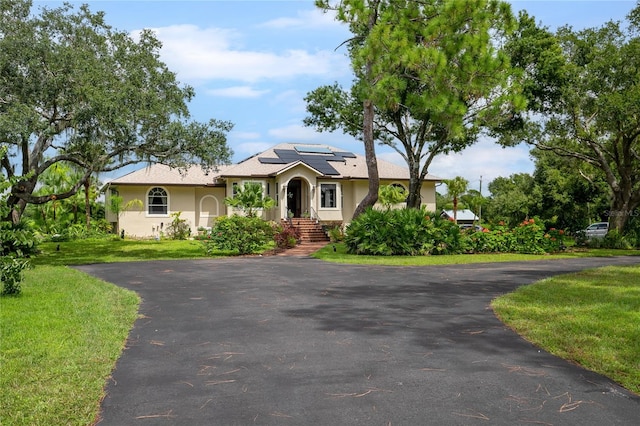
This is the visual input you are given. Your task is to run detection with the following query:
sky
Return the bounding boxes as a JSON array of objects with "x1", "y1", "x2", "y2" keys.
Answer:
[{"x1": 37, "y1": 0, "x2": 638, "y2": 192}]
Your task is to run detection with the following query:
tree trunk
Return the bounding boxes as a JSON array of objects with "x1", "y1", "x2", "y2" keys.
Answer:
[
  {"x1": 406, "y1": 158, "x2": 422, "y2": 208},
  {"x1": 84, "y1": 179, "x2": 91, "y2": 230},
  {"x1": 352, "y1": 98, "x2": 379, "y2": 219},
  {"x1": 608, "y1": 192, "x2": 638, "y2": 233},
  {"x1": 453, "y1": 197, "x2": 458, "y2": 224},
  {"x1": 5, "y1": 177, "x2": 37, "y2": 225}
]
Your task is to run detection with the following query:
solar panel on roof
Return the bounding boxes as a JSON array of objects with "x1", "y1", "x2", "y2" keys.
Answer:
[
  {"x1": 294, "y1": 145, "x2": 333, "y2": 154},
  {"x1": 264, "y1": 148, "x2": 356, "y2": 176},
  {"x1": 258, "y1": 158, "x2": 286, "y2": 164},
  {"x1": 304, "y1": 157, "x2": 339, "y2": 175},
  {"x1": 335, "y1": 151, "x2": 356, "y2": 158},
  {"x1": 274, "y1": 150, "x2": 301, "y2": 161}
]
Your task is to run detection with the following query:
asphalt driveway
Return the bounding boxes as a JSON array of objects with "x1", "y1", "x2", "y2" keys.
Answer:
[{"x1": 77, "y1": 256, "x2": 640, "y2": 425}]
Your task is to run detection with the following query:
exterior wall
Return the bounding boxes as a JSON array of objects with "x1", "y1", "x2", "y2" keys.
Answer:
[
  {"x1": 108, "y1": 184, "x2": 224, "y2": 238},
  {"x1": 343, "y1": 179, "x2": 438, "y2": 224},
  {"x1": 195, "y1": 187, "x2": 227, "y2": 229},
  {"x1": 224, "y1": 178, "x2": 278, "y2": 221},
  {"x1": 420, "y1": 181, "x2": 437, "y2": 212},
  {"x1": 108, "y1": 173, "x2": 439, "y2": 237},
  {"x1": 314, "y1": 179, "x2": 343, "y2": 221}
]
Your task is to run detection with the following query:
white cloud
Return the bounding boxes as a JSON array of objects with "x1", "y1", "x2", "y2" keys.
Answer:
[
  {"x1": 271, "y1": 90, "x2": 308, "y2": 113},
  {"x1": 134, "y1": 24, "x2": 349, "y2": 83},
  {"x1": 268, "y1": 124, "x2": 321, "y2": 141},
  {"x1": 377, "y1": 139, "x2": 535, "y2": 192},
  {"x1": 232, "y1": 131, "x2": 262, "y2": 140},
  {"x1": 260, "y1": 9, "x2": 344, "y2": 30},
  {"x1": 233, "y1": 142, "x2": 273, "y2": 159},
  {"x1": 207, "y1": 86, "x2": 270, "y2": 98}
]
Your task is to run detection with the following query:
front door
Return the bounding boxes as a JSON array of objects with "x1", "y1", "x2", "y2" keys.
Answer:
[{"x1": 287, "y1": 179, "x2": 302, "y2": 217}]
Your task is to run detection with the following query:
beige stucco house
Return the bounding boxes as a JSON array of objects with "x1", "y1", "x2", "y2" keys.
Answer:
[{"x1": 104, "y1": 143, "x2": 441, "y2": 238}]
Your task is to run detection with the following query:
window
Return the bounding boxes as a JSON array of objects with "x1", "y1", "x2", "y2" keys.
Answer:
[
  {"x1": 320, "y1": 183, "x2": 337, "y2": 208},
  {"x1": 148, "y1": 187, "x2": 168, "y2": 215}
]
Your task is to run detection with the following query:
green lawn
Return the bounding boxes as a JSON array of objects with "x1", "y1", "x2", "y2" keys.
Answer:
[
  {"x1": 32, "y1": 238, "x2": 211, "y2": 266},
  {"x1": 0, "y1": 266, "x2": 139, "y2": 425},
  {"x1": 492, "y1": 265, "x2": 640, "y2": 394},
  {"x1": 312, "y1": 242, "x2": 640, "y2": 265},
  {"x1": 1, "y1": 239, "x2": 638, "y2": 425}
]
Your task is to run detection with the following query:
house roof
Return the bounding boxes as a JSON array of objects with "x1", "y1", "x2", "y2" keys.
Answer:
[
  {"x1": 442, "y1": 209, "x2": 478, "y2": 221},
  {"x1": 222, "y1": 143, "x2": 441, "y2": 181},
  {"x1": 106, "y1": 163, "x2": 230, "y2": 186},
  {"x1": 107, "y1": 143, "x2": 441, "y2": 185}
]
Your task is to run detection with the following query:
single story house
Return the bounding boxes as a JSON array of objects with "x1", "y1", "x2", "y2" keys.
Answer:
[{"x1": 104, "y1": 143, "x2": 441, "y2": 238}]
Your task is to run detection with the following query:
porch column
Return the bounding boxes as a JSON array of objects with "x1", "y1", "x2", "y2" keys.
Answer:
[{"x1": 281, "y1": 184, "x2": 287, "y2": 220}]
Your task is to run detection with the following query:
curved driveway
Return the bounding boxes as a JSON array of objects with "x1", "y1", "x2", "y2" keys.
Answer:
[{"x1": 78, "y1": 256, "x2": 640, "y2": 425}]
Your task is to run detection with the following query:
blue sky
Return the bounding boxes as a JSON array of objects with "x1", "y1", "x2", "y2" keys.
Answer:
[{"x1": 38, "y1": 0, "x2": 638, "y2": 191}]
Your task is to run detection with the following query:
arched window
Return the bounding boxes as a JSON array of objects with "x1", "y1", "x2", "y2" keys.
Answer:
[{"x1": 148, "y1": 187, "x2": 168, "y2": 215}]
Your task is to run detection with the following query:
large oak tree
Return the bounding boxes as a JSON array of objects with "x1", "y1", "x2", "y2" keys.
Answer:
[
  {"x1": 1, "y1": 1, "x2": 232, "y2": 224},
  {"x1": 308, "y1": 0, "x2": 523, "y2": 210},
  {"x1": 502, "y1": 6, "x2": 640, "y2": 232}
]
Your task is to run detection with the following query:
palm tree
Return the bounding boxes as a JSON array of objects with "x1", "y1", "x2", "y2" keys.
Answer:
[
  {"x1": 225, "y1": 182, "x2": 276, "y2": 217},
  {"x1": 444, "y1": 177, "x2": 469, "y2": 224}
]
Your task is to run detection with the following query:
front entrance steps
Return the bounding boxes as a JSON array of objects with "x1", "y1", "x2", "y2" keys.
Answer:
[{"x1": 282, "y1": 218, "x2": 330, "y2": 243}]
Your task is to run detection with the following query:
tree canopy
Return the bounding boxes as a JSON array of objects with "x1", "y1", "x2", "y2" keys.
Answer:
[
  {"x1": 307, "y1": 0, "x2": 523, "y2": 209},
  {"x1": 0, "y1": 1, "x2": 233, "y2": 223},
  {"x1": 501, "y1": 5, "x2": 640, "y2": 232}
]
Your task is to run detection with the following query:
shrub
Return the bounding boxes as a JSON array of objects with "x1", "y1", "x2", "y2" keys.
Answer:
[
  {"x1": 0, "y1": 220, "x2": 39, "y2": 258},
  {"x1": 1, "y1": 256, "x2": 31, "y2": 296},
  {"x1": 345, "y1": 210, "x2": 570, "y2": 257},
  {"x1": 273, "y1": 223, "x2": 300, "y2": 249},
  {"x1": 203, "y1": 215, "x2": 275, "y2": 255},
  {"x1": 588, "y1": 229, "x2": 632, "y2": 250},
  {"x1": 166, "y1": 211, "x2": 191, "y2": 240},
  {"x1": 345, "y1": 208, "x2": 443, "y2": 256},
  {"x1": 512, "y1": 218, "x2": 547, "y2": 254},
  {"x1": 327, "y1": 225, "x2": 344, "y2": 242}
]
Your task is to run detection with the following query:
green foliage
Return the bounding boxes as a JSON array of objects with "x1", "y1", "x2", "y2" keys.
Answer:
[
  {"x1": 378, "y1": 185, "x2": 408, "y2": 209},
  {"x1": 0, "y1": 220, "x2": 38, "y2": 258},
  {"x1": 1, "y1": 256, "x2": 31, "y2": 296},
  {"x1": 466, "y1": 218, "x2": 566, "y2": 254},
  {"x1": 484, "y1": 173, "x2": 543, "y2": 227},
  {"x1": 501, "y1": 7, "x2": 640, "y2": 233},
  {"x1": 203, "y1": 215, "x2": 275, "y2": 255},
  {"x1": 327, "y1": 225, "x2": 344, "y2": 243},
  {"x1": 531, "y1": 150, "x2": 610, "y2": 232},
  {"x1": 309, "y1": 0, "x2": 523, "y2": 208},
  {"x1": 345, "y1": 208, "x2": 464, "y2": 256},
  {"x1": 1, "y1": 146, "x2": 37, "y2": 296},
  {"x1": 346, "y1": 208, "x2": 567, "y2": 256},
  {"x1": 443, "y1": 176, "x2": 470, "y2": 222},
  {"x1": 1, "y1": 1, "x2": 232, "y2": 223},
  {"x1": 165, "y1": 211, "x2": 191, "y2": 240},
  {"x1": 585, "y1": 229, "x2": 633, "y2": 250},
  {"x1": 273, "y1": 223, "x2": 300, "y2": 249},
  {"x1": 225, "y1": 182, "x2": 276, "y2": 217}
]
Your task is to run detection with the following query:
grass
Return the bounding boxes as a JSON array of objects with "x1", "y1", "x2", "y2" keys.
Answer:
[
  {"x1": 0, "y1": 266, "x2": 139, "y2": 426},
  {"x1": 32, "y1": 238, "x2": 212, "y2": 266},
  {"x1": 312, "y1": 242, "x2": 640, "y2": 265},
  {"x1": 492, "y1": 265, "x2": 640, "y2": 394}
]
